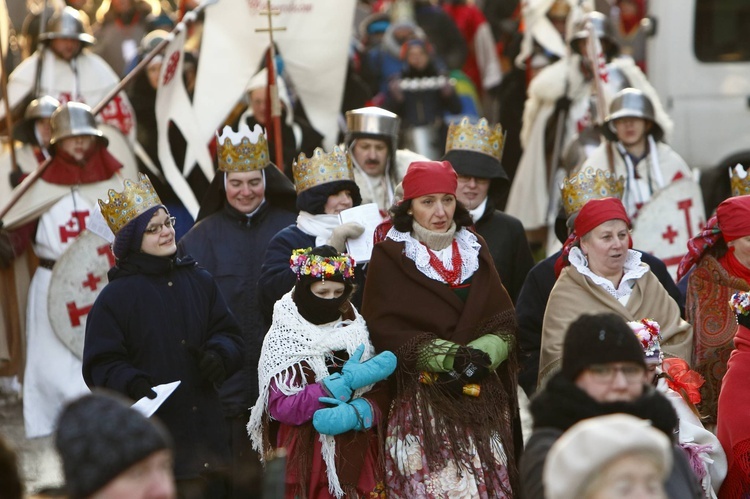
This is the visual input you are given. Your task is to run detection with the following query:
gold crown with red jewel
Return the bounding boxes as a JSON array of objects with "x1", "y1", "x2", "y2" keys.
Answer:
[
  {"x1": 445, "y1": 116, "x2": 505, "y2": 162},
  {"x1": 216, "y1": 123, "x2": 270, "y2": 172},
  {"x1": 292, "y1": 145, "x2": 354, "y2": 193},
  {"x1": 560, "y1": 166, "x2": 625, "y2": 217},
  {"x1": 730, "y1": 164, "x2": 750, "y2": 197},
  {"x1": 98, "y1": 173, "x2": 162, "y2": 234}
]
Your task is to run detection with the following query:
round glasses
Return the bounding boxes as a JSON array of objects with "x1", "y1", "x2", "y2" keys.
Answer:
[
  {"x1": 143, "y1": 216, "x2": 176, "y2": 235},
  {"x1": 586, "y1": 363, "x2": 646, "y2": 384}
]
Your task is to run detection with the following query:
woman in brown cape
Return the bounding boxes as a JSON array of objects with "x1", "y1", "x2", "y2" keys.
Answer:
[{"x1": 362, "y1": 160, "x2": 518, "y2": 498}]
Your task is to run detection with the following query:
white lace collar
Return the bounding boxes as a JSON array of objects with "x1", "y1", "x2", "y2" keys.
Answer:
[
  {"x1": 569, "y1": 246, "x2": 648, "y2": 299},
  {"x1": 386, "y1": 226, "x2": 481, "y2": 284}
]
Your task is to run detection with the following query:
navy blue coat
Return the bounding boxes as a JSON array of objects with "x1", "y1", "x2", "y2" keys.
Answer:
[
  {"x1": 474, "y1": 202, "x2": 534, "y2": 304},
  {"x1": 177, "y1": 201, "x2": 296, "y2": 416},
  {"x1": 258, "y1": 225, "x2": 365, "y2": 325},
  {"x1": 83, "y1": 253, "x2": 243, "y2": 479},
  {"x1": 516, "y1": 249, "x2": 685, "y2": 397}
]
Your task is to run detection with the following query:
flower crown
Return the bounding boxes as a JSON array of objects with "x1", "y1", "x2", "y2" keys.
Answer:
[
  {"x1": 627, "y1": 318, "x2": 662, "y2": 363},
  {"x1": 730, "y1": 292, "x2": 750, "y2": 315},
  {"x1": 289, "y1": 248, "x2": 355, "y2": 280}
]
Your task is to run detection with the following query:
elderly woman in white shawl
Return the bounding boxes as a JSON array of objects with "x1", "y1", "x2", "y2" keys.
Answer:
[{"x1": 248, "y1": 246, "x2": 396, "y2": 498}]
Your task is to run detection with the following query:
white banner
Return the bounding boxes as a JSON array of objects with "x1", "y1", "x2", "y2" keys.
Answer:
[
  {"x1": 154, "y1": 27, "x2": 203, "y2": 217},
  {"x1": 192, "y1": 0, "x2": 356, "y2": 151}
]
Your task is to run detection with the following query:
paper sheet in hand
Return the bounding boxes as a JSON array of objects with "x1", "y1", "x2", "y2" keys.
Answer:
[
  {"x1": 339, "y1": 203, "x2": 383, "y2": 263},
  {"x1": 131, "y1": 380, "x2": 181, "y2": 418}
]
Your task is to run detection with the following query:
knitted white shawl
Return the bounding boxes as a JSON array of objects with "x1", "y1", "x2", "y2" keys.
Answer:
[{"x1": 247, "y1": 290, "x2": 375, "y2": 497}]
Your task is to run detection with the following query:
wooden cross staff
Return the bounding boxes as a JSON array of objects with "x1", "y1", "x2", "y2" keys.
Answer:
[{"x1": 256, "y1": 1, "x2": 286, "y2": 172}]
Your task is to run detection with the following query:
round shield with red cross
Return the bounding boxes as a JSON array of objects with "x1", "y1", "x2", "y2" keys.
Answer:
[
  {"x1": 631, "y1": 178, "x2": 706, "y2": 282},
  {"x1": 48, "y1": 230, "x2": 115, "y2": 359}
]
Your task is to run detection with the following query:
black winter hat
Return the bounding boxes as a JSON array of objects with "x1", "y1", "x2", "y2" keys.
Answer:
[
  {"x1": 296, "y1": 180, "x2": 362, "y2": 214},
  {"x1": 112, "y1": 205, "x2": 164, "y2": 260},
  {"x1": 55, "y1": 391, "x2": 172, "y2": 499},
  {"x1": 561, "y1": 313, "x2": 647, "y2": 381}
]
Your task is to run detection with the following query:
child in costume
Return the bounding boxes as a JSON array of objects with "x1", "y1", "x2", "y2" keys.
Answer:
[{"x1": 248, "y1": 245, "x2": 396, "y2": 498}]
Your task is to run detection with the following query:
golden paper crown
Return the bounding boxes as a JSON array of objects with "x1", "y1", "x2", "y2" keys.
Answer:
[
  {"x1": 560, "y1": 167, "x2": 625, "y2": 217},
  {"x1": 216, "y1": 123, "x2": 270, "y2": 172},
  {"x1": 730, "y1": 164, "x2": 750, "y2": 197},
  {"x1": 445, "y1": 117, "x2": 505, "y2": 162},
  {"x1": 98, "y1": 173, "x2": 162, "y2": 234},
  {"x1": 292, "y1": 145, "x2": 354, "y2": 193}
]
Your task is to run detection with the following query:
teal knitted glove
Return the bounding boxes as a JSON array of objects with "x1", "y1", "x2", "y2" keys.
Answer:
[
  {"x1": 322, "y1": 345, "x2": 398, "y2": 402},
  {"x1": 312, "y1": 397, "x2": 374, "y2": 436}
]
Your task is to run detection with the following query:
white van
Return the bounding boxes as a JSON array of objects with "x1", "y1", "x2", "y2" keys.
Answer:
[{"x1": 645, "y1": 0, "x2": 750, "y2": 214}]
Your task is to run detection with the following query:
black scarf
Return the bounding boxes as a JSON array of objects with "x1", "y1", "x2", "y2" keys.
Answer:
[{"x1": 530, "y1": 372, "x2": 679, "y2": 440}]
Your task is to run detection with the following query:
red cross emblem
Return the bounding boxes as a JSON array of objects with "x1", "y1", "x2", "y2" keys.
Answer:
[
  {"x1": 162, "y1": 51, "x2": 180, "y2": 86},
  {"x1": 59, "y1": 210, "x2": 90, "y2": 243},
  {"x1": 99, "y1": 94, "x2": 134, "y2": 135}
]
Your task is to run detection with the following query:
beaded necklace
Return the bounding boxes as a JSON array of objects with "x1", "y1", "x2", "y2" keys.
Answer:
[{"x1": 422, "y1": 239, "x2": 462, "y2": 286}]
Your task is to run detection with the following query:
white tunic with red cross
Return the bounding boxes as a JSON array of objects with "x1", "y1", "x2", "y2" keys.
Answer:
[
  {"x1": 23, "y1": 190, "x2": 95, "y2": 438},
  {"x1": 4, "y1": 49, "x2": 136, "y2": 142}
]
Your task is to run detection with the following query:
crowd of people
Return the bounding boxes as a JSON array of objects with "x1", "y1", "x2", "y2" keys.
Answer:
[{"x1": 0, "y1": 0, "x2": 749, "y2": 498}]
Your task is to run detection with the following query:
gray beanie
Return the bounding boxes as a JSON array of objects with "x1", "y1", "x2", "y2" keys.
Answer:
[{"x1": 55, "y1": 391, "x2": 172, "y2": 498}]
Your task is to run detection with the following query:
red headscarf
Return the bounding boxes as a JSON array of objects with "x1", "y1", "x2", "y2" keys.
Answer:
[
  {"x1": 401, "y1": 160, "x2": 458, "y2": 202},
  {"x1": 677, "y1": 195, "x2": 750, "y2": 281},
  {"x1": 717, "y1": 195, "x2": 750, "y2": 242},
  {"x1": 555, "y1": 197, "x2": 632, "y2": 277}
]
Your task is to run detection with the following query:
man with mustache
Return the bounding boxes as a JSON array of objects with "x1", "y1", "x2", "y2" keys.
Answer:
[{"x1": 345, "y1": 106, "x2": 403, "y2": 216}]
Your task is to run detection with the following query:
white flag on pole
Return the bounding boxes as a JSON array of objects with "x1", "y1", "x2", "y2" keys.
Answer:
[
  {"x1": 192, "y1": 0, "x2": 356, "y2": 151},
  {"x1": 154, "y1": 27, "x2": 202, "y2": 218}
]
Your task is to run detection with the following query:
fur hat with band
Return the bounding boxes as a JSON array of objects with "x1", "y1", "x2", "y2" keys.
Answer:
[
  {"x1": 55, "y1": 391, "x2": 172, "y2": 499},
  {"x1": 561, "y1": 313, "x2": 647, "y2": 381}
]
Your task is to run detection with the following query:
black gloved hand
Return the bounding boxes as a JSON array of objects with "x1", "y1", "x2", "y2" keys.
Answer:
[
  {"x1": 127, "y1": 377, "x2": 156, "y2": 400},
  {"x1": 199, "y1": 350, "x2": 227, "y2": 385},
  {"x1": 0, "y1": 229, "x2": 15, "y2": 269},
  {"x1": 453, "y1": 346, "x2": 491, "y2": 382}
]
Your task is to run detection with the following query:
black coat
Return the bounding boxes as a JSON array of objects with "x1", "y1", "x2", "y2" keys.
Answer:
[
  {"x1": 258, "y1": 225, "x2": 366, "y2": 328},
  {"x1": 516, "y1": 249, "x2": 685, "y2": 397},
  {"x1": 177, "y1": 201, "x2": 296, "y2": 416},
  {"x1": 83, "y1": 253, "x2": 243, "y2": 479},
  {"x1": 520, "y1": 373, "x2": 702, "y2": 499},
  {"x1": 473, "y1": 201, "x2": 534, "y2": 304}
]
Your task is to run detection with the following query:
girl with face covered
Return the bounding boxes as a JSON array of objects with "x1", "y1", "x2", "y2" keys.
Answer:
[{"x1": 248, "y1": 246, "x2": 396, "y2": 498}]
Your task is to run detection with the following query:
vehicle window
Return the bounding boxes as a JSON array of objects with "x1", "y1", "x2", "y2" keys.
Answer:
[{"x1": 694, "y1": 0, "x2": 750, "y2": 62}]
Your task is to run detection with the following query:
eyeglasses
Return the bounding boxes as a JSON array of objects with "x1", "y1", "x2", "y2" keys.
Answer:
[
  {"x1": 143, "y1": 216, "x2": 176, "y2": 235},
  {"x1": 586, "y1": 363, "x2": 646, "y2": 383}
]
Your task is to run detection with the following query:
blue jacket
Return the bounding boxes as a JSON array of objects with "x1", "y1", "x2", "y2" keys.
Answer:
[
  {"x1": 83, "y1": 253, "x2": 243, "y2": 479},
  {"x1": 177, "y1": 201, "x2": 296, "y2": 416},
  {"x1": 258, "y1": 225, "x2": 365, "y2": 325},
  {"x1": 258, "y1": 225, "x2": 315, "y2": 325}
]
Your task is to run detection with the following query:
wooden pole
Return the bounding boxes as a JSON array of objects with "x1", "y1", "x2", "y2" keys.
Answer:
[{"x1": 257, "y1": 2, "x2": 286, "y2": 172}]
